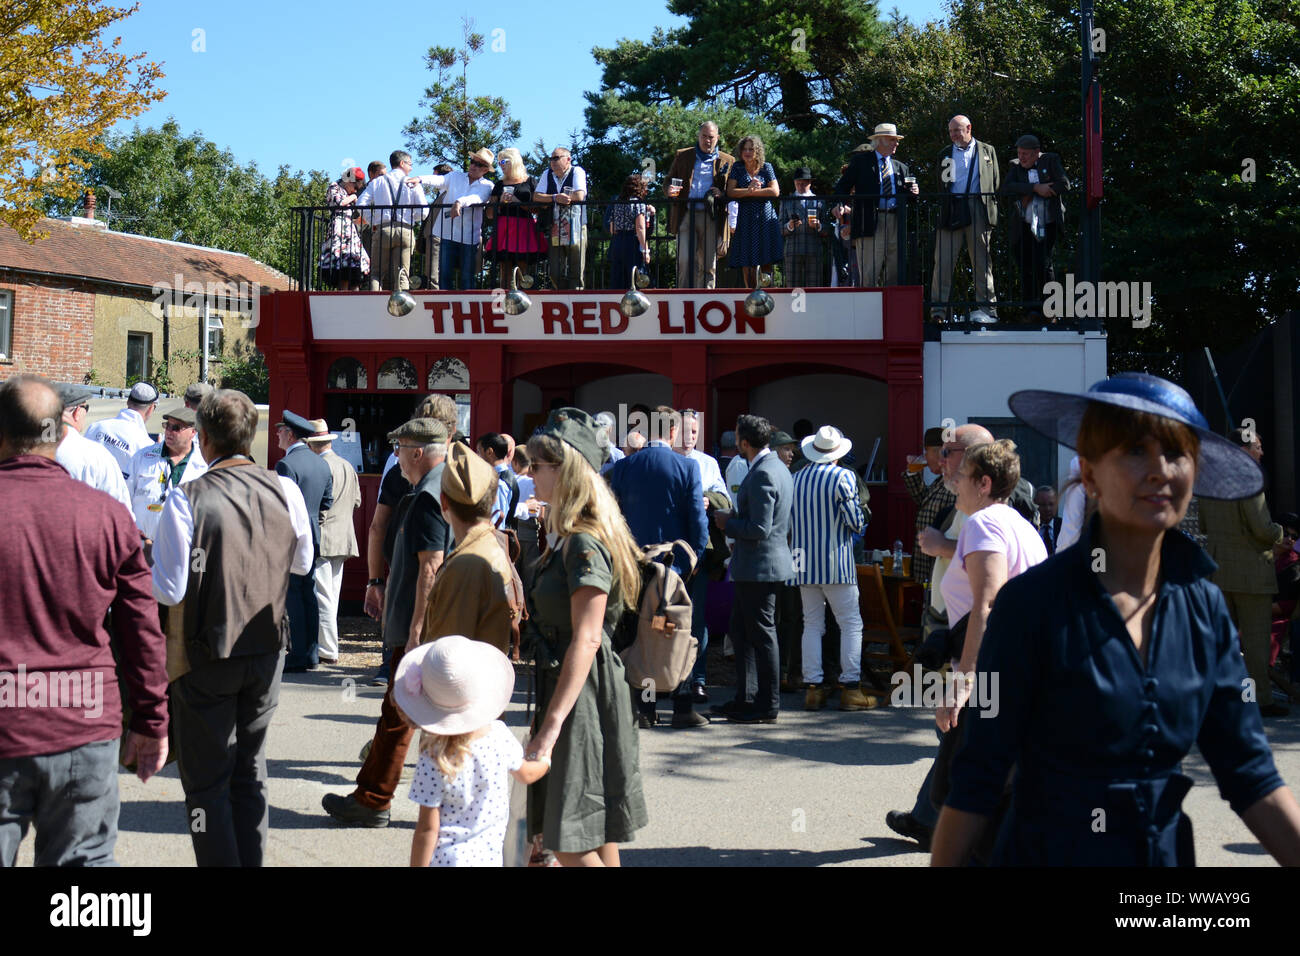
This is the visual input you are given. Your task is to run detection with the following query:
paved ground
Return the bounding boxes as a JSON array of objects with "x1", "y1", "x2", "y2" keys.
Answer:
[{"x1": 17, "y1": 619, "x2": 1298, "y2": 866}]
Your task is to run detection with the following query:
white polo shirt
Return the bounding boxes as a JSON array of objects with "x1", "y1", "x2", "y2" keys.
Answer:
[
  {"x1": 56, "y1": 427, "x2": 132, "y2": 514},
  {"x1": 84, "y1": 407, "x2": 153, "y2": 477},
  {"x1": 126, "y1": 442, "x2": 209, "y2": 540}
]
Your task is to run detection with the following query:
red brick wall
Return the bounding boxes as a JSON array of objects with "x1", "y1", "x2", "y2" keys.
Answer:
[{"x1": 0, "y1": 279, "x2": 96, "y2": 383}]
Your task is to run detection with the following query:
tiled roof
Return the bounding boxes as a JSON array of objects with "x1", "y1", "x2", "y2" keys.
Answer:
[{"x1": 0, "y1": 217, "x2": 292, "y2": 292}]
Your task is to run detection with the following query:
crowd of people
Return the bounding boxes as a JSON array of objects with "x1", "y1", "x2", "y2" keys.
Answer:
[
  {"x1": 316, "y1": 116, "x2": 1067, "y2": 316},
  {"x1": 5, "y1": 367, "x2": 1300, "y2": 868}
]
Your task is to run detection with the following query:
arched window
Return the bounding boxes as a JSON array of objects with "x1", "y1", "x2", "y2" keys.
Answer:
[
  {"x1": 377, "y1": 357, "x2": 418, "y2": 389},
  {"x1": 327, "y1": 357, "x2": 367, "y2": 389},
  {"x1": 427, "y1": 357, "x2": 469, "y2": 390}
]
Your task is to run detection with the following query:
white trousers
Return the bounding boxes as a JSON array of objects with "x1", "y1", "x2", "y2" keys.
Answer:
[
  {"x1": 313, "y1": 556, "x2": 347, "y2": 659},
  {"x1": 799, "y1": 583, "x2": 863, "y2": 684}
]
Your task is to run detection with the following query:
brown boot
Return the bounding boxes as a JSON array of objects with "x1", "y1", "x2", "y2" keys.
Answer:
[
  {"x1": 839, "y1": 683, "x2": 885, "y2": 711},
  {"x1": 803, "y1": 684, "x2": 829, "y2": 711}
]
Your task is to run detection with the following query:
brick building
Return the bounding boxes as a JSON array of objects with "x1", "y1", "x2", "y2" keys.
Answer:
[{"x1": 0, "y1": 194, "x2": 289, "y2": 388}]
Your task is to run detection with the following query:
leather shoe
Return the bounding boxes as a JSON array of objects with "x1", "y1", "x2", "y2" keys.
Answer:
[
  {"x1": 885, "y1": 810, "x2": 932, "y2": 851},
  {"x1": 727, "y1": 707, "x2": 778, "y2": 724},
  {"x1": 692, "y1": 684, "x2": 708, "y2": 704},
  {"x1": 284, "y1": 662, "x2": 318, "y2": 674},
  {"x1": 839, "y1": 684, "x2": 885, "y2": 711},
  {"x1": 803, "y1": 685, "x2": 829, "y2": 711},
  {"x1": 318, "y1": 656, "x2": 338, "y2": 665},
  {"x1": 671, "y1": 709, "x2": 710, "y2": 728},
  {"x1": 322, "y1": 792, "x2": 390, "y2": 828},
  {"x1": 710, "y1": 699, "x2": 744, "y2": 718}
]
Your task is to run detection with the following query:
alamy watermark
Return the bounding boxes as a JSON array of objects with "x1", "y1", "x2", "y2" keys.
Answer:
[
  {"x1": 1042, "y1": 273, "x2": 1152, "y2": 327},
  {"x1": 151, "y1": 273, "x2": 262, "y2": 328},
  {"x1": 889, "y1": 665, "x2": 1000, "y2": 718},
  {"x1": 1, "y1": 665, "x2": 104, "y2": 719}
]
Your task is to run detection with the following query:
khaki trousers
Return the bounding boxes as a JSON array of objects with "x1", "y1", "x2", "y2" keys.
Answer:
[
  {"x1": 369, "y1": 222, "x2": 414, "y2": 291},
  {"x1": 677, "y1": 208, "x2": 720, "y2": 289},
  {"x1": 853, "y1": 211, "x2": 901, "y2": 287},
  {"x1": 930, "y1": 201, "x2": 997, "y2": 315},
  {"x1": 1224, "y1": 591, "x2": 1276, "y2": 707}
]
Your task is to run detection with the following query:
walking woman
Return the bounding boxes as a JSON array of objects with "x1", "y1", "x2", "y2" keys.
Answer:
[
  {"x1": 933, "y1": 373, "x2": 1300, "y2": 865},
  {"x1": 524, "y1": 408, "x2": 648, "y2": 865}
]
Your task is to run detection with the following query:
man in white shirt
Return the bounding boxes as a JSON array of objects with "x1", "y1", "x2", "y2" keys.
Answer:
[
  {"x1": 357, "y1": 149, "x2": 428, "y2": 293},
  {"x1": 126, "y1": 405, "x2": 208, "y2": 551},
  {"x1": 475, "y1": 432, "x2": 517, "y2": 530},
  {"x1": 85, "y1": 381, "x2": 158, "y2": 478},
  {"x1": 930, "y1": 115, "x2": 1000, "y2": 323},
  {"x1": 408, "y1": 148, "x2": 495, "y2": 290},
  {"x1": 534, "y1": 147, "x2": 589, "y2": 289},
  {"x1": 54, "y1": 383, "x2": 131, "y2": 512}
]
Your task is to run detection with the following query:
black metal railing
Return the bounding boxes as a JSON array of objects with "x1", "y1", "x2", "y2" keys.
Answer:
[{"x1": 291, "y1": 192, "x2": 1089, "y2": 328}]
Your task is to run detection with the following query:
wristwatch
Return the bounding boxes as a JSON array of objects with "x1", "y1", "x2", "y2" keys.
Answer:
[{"x1": 367, "y1": 578, "x2": 386, "y2": 588}]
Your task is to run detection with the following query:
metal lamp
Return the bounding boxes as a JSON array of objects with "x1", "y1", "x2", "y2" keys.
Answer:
[
  {"x1": 744, "y1": 272, "x2": 775, "y2": 318},
  {"x1": 620, "y1": 267, "x2": 651, "y2": 318},
  {"x1": 502, "y1": 267, "x2": 532, "y2": 315},
  {"x1": 386, "y1": 268, "x2": 416, "y2": 316}
]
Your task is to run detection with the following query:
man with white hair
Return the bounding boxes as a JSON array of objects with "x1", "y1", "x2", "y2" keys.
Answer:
[
  {"x1": 930, "y1": 115, "x2": 1000, "y2": 323},
  {"x1": 54, "y1": 383, "x2": 131, "y2": 511},
  {"x1": 307, "y1": 419, "x2": 361, "y2": 665},
  {"x1": 596, "y1": 411, "x2": 625, "y2": 473},
  {"x1": 666, "y1": 122, "x2": 736, "y2": 289},
  {"x1": 534, "y1": 146, "x2": 589, "y2": 289},
  {"x1": 356, "y1": 149, "x2": 428, "y2": 292},
  {"x1": 86, "y1": 381, "x2": 158, "y2": 478}
]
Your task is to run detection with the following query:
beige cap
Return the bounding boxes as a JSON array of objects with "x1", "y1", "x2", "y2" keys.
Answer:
[
  {"x1": 304, "y1": 418, "x2": 338, "y2": 442},
  {"x1": 441, "y1": 441, "x2": 499, "y2": 506},
  {"x1": 387, "y1": 418, "x2": 449, "y2": 445}
]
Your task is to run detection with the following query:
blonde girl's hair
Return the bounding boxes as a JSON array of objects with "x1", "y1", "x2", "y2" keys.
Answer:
[
  {"x1": 497, "y1": 147, "x2": 524, "y2": 176},
  {"x1": 735, "y1": 135, "x2": 766, "y2": 168},
  {"x1": 422, "y1": 730, "x2": 474, "y2": 782},
  {"x1": 525, "y1": 432, "x2": 641, "y2": 609}
]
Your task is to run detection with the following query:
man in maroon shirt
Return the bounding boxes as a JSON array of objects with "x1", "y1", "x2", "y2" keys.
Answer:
[{"x1": 0, "y1": 374, "x2": 169, "y2": 867}]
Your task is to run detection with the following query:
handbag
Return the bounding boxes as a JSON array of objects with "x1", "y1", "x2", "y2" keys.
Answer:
[{"x1": 938, "y1": 147, "x2": 979, "y2": 231}]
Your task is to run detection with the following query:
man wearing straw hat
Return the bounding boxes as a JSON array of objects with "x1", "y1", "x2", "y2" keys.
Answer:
[
  {"x1": 833, "y1": 123, "x2": 919, "y2": 287},
  {"x1": 306, "y1": 418, "x2": 361, "y2": 665}
]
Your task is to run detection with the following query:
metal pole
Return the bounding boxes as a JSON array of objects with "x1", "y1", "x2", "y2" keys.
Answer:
[
  {"x1": 201, "y1": 302, "x2": 209, "y2": 385},
  {"x1": 1080, "y1": 0, "x2": 1102, "y2": 322}
]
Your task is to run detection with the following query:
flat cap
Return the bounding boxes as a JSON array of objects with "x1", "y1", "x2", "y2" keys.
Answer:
[
  {"x1": 184, "y1": 382, "x2": 214, "y2": 405},
  {"x1": 128, "y1": 381, "x2": 159, "y2": 404},
  {"x1": 441, "y1": 441, "x2": 498, "y2": 506},
  {"x1": 162, "y1": 406, "x2": 197, "y2": 426},
  {"x1": 1015, "y1": 134, "x2": 1041, "y2": 149},
  {"x1": 387, "y1": 418, "x2": 448, "y2": 445},
  {"x1": 771, "y1": 430, "x2": 797, "y2": 447},
  {"x1": 57, "y1": 383, "x2": 94, "y2": 408},
  {"x1": 537, "y1": 407, "x2": 607, "y2": 472}
]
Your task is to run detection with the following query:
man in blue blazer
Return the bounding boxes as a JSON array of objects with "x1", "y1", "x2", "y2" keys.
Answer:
[
  {"x1": 275, "y1": 409, "x2": 334, "y2": 672},
  {"x1": 606, "y1": 405, "x2": 709, "y2": 728},
  {"x1": 832, "y1": 123, "x2": 920, "y2": 287},
  {"x1": 712, "y1": 414, "x2": 793, "y2": 723}
]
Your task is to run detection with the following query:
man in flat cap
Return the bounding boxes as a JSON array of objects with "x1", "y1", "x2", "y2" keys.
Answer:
[
  {"x1": 86, "y1": 381, "x2": 159, "y2": 478},
  {"x1": 306, "y1": 419, "x2": 361, "y2": 665},
  {"x1": 275, "y1": 409, "x2": 334, "y2": 672},
  {"x1": 183, "y1": 383, "x2": 214, "y2": 466},
  {"x1": 54, "y1": 382, "x2": 131, "y2": 512},
  {"x1": 126, "y1": 404, "x2": 208, "y2": 552},
  {"x1": 323, "y1": 418, "x2": 449, "y2": 827},
  {"x1": 1000, "y1": 134, "x2": 1070, "y2": 320}
]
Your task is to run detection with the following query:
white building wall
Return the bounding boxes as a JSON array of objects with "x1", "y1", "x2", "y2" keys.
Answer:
[{"x1": 924, "y1": 329, "x2": 1108, "y2": 482}]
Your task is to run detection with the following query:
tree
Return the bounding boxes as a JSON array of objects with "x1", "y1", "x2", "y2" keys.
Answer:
[
  {"x1": 43, "y1": 120, "x2": 331, "y2": 276},
  {"x1": 404, "y1": 17, "x2": 521, "y2": 167},
  {"x1": 592, "y1": 0, "x2": 886, "y2": 132},
  {"x1": 1, "y1": 0, "x2": 164, "y2": 239}
]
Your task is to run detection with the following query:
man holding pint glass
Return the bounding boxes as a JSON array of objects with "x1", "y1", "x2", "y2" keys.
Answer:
[{"x1": 665, "y1": 121, "x2": 735, "y2": 289}]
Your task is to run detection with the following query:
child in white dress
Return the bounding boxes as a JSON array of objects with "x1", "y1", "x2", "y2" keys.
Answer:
[{"x1": 393, "y1": 635, "x2": 549, "y2": 867}]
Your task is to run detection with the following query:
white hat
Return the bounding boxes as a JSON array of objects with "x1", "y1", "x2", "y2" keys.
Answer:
[
  {"x1": 303, "y1": 418, "x2": 338, "y2": 443},
  {"x1": 391, "y1": 636, "x2": 515, "y2": 735},
  {"x1": 801, "y1": 425, "x2": 853, "y2": 464},
  {"x1": 866, "y1": 123, "x2": 904, "y2": 141}
]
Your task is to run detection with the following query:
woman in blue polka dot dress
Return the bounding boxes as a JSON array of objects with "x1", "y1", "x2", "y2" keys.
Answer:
[{"x1": 395, "y1": 636, "x2": 549, "y2": 867}]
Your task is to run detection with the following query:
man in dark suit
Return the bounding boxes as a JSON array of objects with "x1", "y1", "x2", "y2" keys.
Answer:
[
  {"x1": 999, "y1": 134, "x2": 1070, "y2": 319},
  {"x1": 712, "y1": 414, "x2": 794, "y2": 723},
  {"x1": 607, "y1": 405, "x2": 709, "y2": 728},
  {"x1": 1035, "y1": 485, "x2": 1062, "y2": 556},
  {"x1": 833, "y1": 123, "x2": 920, "y2": 287},
  {"x1": 930, "y1": 115, "x2": 1001, "y2": 323},
  {"x1": 275, "y1": 409, "x2": 334, "y2": 672}
]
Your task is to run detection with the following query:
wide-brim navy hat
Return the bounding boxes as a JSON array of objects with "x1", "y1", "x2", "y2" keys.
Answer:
[{"x1": 1008, "y1": 372, "x2": 1262, "y2": 500}]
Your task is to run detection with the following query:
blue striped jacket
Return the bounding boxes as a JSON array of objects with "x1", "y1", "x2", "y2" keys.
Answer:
[{"x1": 789, "y1": 462, "x2": 866, "y2": 585}]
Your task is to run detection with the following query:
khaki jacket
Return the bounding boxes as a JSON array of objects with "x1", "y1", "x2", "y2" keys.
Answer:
[
  {"x1": 1198, "y1": 492, "x2": 1281, "y2": 594},
  {"x1": 420, "y1": 522, "x2": 517, "y2": 655},
  {"x1": 319, "y1": 449, "x2": 361, "y2": 559}
]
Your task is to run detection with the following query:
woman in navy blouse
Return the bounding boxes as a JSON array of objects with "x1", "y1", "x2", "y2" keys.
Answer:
[{"x1": 933, "y1": 373, "x2": 1300, "y2": 865}]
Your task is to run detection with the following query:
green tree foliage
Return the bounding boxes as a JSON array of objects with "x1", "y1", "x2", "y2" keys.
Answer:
[
  {"x1": 404, "y1": 17, "x2": 521, "y2": 167},
  {"x1": 2, "y1": 0, "x2": 165, "y2": 240},
  {"x1": 42, "y1": 119, "x2": 330, "y2": 276}
]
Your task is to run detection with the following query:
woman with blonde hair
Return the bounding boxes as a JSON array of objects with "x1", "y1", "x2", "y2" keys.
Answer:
[
  {"x1": 524, "y1": 407, "x2": 647, "y2": 866},
  {"x1": 484, "y1": 147, "x2": 547, "y2": 289},
  {"x1": 725, "y1": 134, "x2": 783, "y2": 288}
]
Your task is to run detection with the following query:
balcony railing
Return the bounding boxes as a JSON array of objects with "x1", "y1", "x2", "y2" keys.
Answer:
[{"x1": 291, "y1": 193, "x2": 1088, "y2": 329}]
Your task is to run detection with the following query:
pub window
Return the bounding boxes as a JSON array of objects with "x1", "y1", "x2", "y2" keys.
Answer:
[
  {"x1": 0, "y1": 290, "x2": 12, "y2": 360},
  {"x1": 327, "y1": 356, "x2": 367, "y2": 389},
  {"x1": 427, "y1": 357, "x2": 469, "y2": 390},
  {"x1": 377, "y1": 357, "x2": 417, "y2": 390},
  {"x1": 126, "y1": 332, "x2": 152, "y2": 383}
]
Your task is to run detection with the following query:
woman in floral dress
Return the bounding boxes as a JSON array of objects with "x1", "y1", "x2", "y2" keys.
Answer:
[
  {"x1": 726, "y1": 135, "x2": 783, "y2": 289},
  {"x1": 318, "y1": 166, "x2": 370, "y2": 290}
]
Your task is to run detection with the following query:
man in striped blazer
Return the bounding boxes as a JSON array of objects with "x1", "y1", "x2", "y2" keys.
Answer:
[{"x1": 790, "y1": 426, "x2": 873, "y2": 711}]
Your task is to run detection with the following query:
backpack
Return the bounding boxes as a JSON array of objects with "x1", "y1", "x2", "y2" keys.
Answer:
[
  {"x1": 488, "y1": 525, "x2": 527, "y2": 661},
  {"x1": 614, "y1": 540, "x2": 699, "y2": 695}
]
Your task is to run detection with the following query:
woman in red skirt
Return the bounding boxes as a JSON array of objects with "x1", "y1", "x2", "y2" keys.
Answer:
[{"x1": 485, "y1": 148, "x2": 547, "y2": 289}]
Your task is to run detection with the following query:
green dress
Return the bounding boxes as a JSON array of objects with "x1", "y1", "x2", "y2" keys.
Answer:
[{"x1": 527, "y1": 531, "x2": 648, "y2": 853}]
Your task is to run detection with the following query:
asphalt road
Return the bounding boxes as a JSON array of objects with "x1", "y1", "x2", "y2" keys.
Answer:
[{"x1": 16, "y1": 631, "x2": 1298, "y2": 867}]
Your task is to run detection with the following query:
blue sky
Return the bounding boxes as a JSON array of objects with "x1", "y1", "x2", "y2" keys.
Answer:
[{"x1": 108, "y1": 0, "x2": 949, "y2": 178}]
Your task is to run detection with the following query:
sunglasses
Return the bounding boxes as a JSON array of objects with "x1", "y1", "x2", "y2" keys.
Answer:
[
  {"x1": 549, "y1": 155, "x2": 566, "y2": 162},
  {"x1": 940, "y1": 446, "x2": 966, "y2": 459},
  {"x1": 163, "y1": 421, "x2": 191, "y2": 432},
  {"x1": 470, "y1": 160, "x2": 490, "y2": 168}
]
